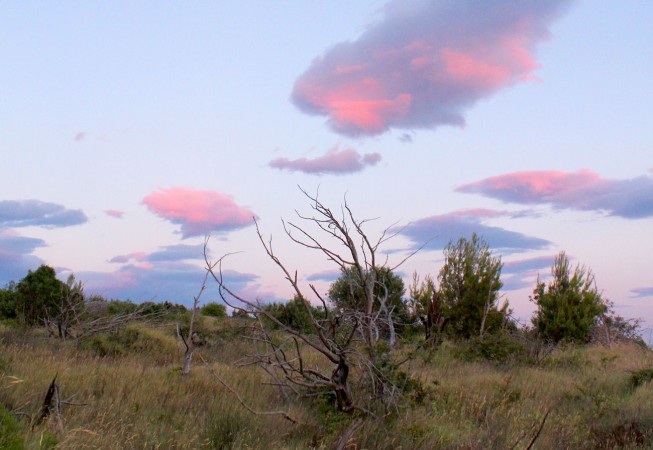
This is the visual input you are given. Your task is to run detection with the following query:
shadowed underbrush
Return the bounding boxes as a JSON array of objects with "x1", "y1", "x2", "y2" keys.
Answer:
[{"x1": 1, "y1": 320, "x2": 652, "y2": 449}]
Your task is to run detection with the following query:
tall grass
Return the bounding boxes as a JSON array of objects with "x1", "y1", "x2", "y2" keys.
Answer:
[{"x1": 1, "y1": 321, "x2": 652, "y2": 449}]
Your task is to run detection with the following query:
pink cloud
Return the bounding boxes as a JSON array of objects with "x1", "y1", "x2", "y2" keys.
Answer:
[
  {"x1": 105, "y1": 209, "x2": 125, "y2": 218},
  {"x1": 142, "y1": 187, "x2": 255, "y2": 237},
  {"x1": 292, "y1": 0, "x2": 571, "y2": 136},
  {"x1": 457, "y1": 169, "x2": 653, "y2": 218},
  {"x1": 269, "y1": 147, "x2": 381, "y2": 175},
  {"x1": 74, "y1": 132, "x2": 85, "y2": 142}
]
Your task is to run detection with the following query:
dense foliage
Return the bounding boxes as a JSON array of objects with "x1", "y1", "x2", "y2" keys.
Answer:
[
  {"x1": 328, "y1": 266, "x2": 408, "y2": 322},
  {"x1": 531, "y1": 252, "x2": 607, "y2": 343},
  {"x1": 201, "y1": 302, "x2": 228, "y2": 318},
  {"x1": 263, "y1": 295, "x2": 325, "y2": 334},
  {"x1": 12, "y1": 265, "x2": 82, "y2": 326},
  {"x1": 438, "y1": 234, "x2": 506, "y2": 338}
]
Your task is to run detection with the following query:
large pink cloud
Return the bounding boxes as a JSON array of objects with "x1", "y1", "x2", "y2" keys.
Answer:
[
  {"x1": 292, "y1": 0, "x2": 571, "y2": 136},
  {"x1": 142, "y1": 187, "x2": 255, "y2": 237},
  {"x1": 457, "y1": 169, "x2": 653, "y2": 218},
  {"x1": 269, "y1": 147, "x2": 381, "y2": 175}
]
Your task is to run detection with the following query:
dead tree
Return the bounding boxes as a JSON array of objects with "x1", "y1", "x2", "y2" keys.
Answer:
[
  {"x1": 41, "y1": 275, "x2": 165, "y2": 342},
  {"x1": 280, "y1": 188, "x2": 421, "y2": 347},
  {"x1": 178, "y1": 265, "x2": 209, "y2": 376},
  {"x1": 204, "y1": 189, "x2": 421, "y2": 415},
  {"x1": 43, "y1": 275, "x2": 85, "y2": 340}
]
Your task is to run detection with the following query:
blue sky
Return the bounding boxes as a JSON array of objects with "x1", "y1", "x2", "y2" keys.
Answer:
[{"x1": 1, "y1": 0, "x2": 652, "y2": 330}]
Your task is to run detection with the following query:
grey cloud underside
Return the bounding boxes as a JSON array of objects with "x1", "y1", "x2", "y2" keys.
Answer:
[
  {"x1": 0, "y1": 200, "x2": 87, "y2": 228},
  {"x1": 502, "y1": 255, "x2": 556, "y2": 275},
  {"x1": 0, "y1": 234, "x2": 47, "y2": 284},
  {"x1": 400, "y1": 217, "x2": 551, "y2": 254},
  {"x1": 631, "y1": 287, "x2": 653, "y2": 298},
  {"x1": 81, "y1": 261, "x2": 258, "y2": 306},
  {"x1": 146, "y1": 244, "x2": 207, "y2": 262},
  {"x1": 458, "y1": 174, "x2": 653, "y2": 219},
  {"x1": 306, "y1": 270, "x2": 341, "y2": 282},
  {"x1": 269, "y1": 150, "x2": 381, "y2": 175}
]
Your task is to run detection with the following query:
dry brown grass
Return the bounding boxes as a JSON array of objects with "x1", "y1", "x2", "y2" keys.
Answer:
[{"x1": 1, "y1": 322, "x2": 653, "y2": 449}]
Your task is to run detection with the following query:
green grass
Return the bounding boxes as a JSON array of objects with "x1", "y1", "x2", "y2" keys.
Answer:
[{"x1": 1, "y1": 321, "x2": 652, "y2": 448}]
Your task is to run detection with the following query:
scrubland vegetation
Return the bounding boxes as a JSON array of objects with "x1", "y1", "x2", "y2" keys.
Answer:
[
  {"x1": 1, "y1": 194, "x2": 651, "y2": 449},
  {"x1": 1, "y1": 317, "x2": 652, "y2": 449}
]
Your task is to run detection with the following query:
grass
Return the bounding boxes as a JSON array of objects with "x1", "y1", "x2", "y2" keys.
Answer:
[{"x1": 1, "y1": 320, "x2": 652, "y2": 449}]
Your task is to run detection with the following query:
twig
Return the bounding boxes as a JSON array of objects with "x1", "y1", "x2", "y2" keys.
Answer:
[
  {"x1": 526, "y1": 409, "x2": 551, "y2": 450},
  {"x1": 198, "y1": 354, "x2": 297, "y2": 423},
  {"x1": 336, "y1": 418, "x2": 364, "y2": 450}
]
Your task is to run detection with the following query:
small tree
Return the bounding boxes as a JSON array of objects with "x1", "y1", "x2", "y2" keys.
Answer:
[
  {"x1": 531, "y1": 251, "x2": 607, "y2": 343},
  {"x1": 438, "y1": 233, "x2": 504, "y2": 338},
  {"x1": 15, "y1": 265, "x2": 68, "y2": 327}
]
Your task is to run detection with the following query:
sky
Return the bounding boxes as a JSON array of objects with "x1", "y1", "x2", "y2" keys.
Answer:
[{"x1": 1, "y1": 1, "x2": 652, "y2": 334}]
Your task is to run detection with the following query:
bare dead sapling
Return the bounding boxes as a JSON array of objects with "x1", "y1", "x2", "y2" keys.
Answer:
[{"x1": 204, "y1": 189, "x2": 424, "y2": 419}]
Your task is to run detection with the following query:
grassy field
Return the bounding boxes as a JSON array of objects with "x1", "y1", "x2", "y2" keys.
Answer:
[{"x1": 1, "y1": 318, "x2": 653, "y2": 449}]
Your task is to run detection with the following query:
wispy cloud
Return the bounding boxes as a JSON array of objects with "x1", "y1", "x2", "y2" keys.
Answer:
[
  {"x1": 269, "y1": 147, "x2": 381, "y2": 175},
  {"x1": 502, "y1": 255, "x2": 555, "y2": 275},
  {"x1": 109, "y1": 244, "x2": 205, "y2": 265},
  {"x1": 501, "y1": 255, "x2": 556, "y2": 291},
  {"x1": 105, "y1": 210, "x2": 125, "y2": 219},
  {"x1": 142, "y1": 187, "x2": 255, "y2": 238},
  {"x1": 631, "y1": 287, "x2": 653, "y2": 299},
  {"x1": 398, "y1": 208, "x2": 551, "y2": 253},
  {"x1": 81, "y1": 242, "x2": 260, "y2": 305},
  {"x1": 306, "y1": 269, "x2": 341, "y2": 282},
  {"x1": 292, "y1": 0, "x2": 571, "y2": 136},
  {"x1": 457, "y1": 169, "x2": 653, "y2": 218},
  {"x1": 0, "y1": 200, "x2": 87, "y2": 228}
]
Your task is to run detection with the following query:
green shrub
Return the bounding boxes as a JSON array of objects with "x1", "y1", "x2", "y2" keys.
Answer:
[
  {"x1": 0, "y1": 284, "x2": 17, "y2": 320},
  {"x1": 531, "y1": 252, "x2": 607, "y2": 343},
  {"x1": 0, "y1": 404, "x2": 25, "y2": 449},
  {"x1": 81, "y1": 324, "x2": 178, "y2": 363},
  {"x1": 630, "y1": 368, "x2": 653, "y2": 390},
  {"x1": 454, "y1": 330, "x2": 525, "y2": 364},
  {"x1": 201, "y1": 302, "x2": 227, "y2": 318},
  {"x1": 263, "y1": 295, "x2": 325, "y2": 334},
  {"x1": 106, "y1": 299, "x2": 139, "y2": 316}
]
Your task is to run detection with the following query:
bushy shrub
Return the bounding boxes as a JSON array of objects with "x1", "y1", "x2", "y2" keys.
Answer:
[
  {"x1": 106, "y1": 299, "x2": 139, "y2": 315},
  {"x1": 0, "y1": 404, "x2": 24, "y2": 449},
  {"x1": 0, "y1": 283, "x2": 17, "y2": 320},
  {"x1": 263, "y1": 295, "x2": 325, "y2": 334},
  {"x1": 81, "y1": 324, "x2": 178, "y2": 363},
  {"x1": 630, "y1": 368, "x2": 653, "y2": 390},
  {"x1": 454, "y1": 330, "x2": 525, "y2": 364},
  {"x1": 201, "y1": 302, "x2": 227, "y2": 318}
]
